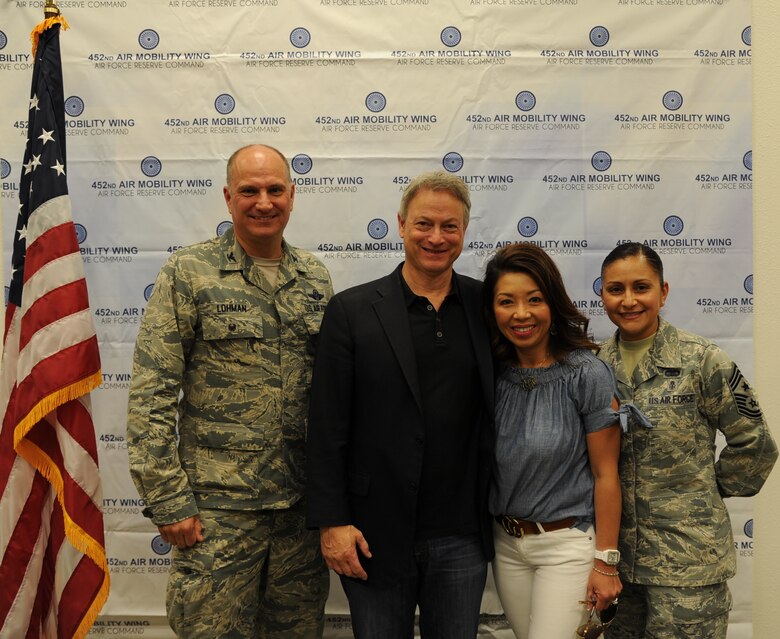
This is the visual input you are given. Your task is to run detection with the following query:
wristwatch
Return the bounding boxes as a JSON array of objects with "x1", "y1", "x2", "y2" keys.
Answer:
[{"x1": 594, "y1": 549, "x2": 620, "y2": 565}]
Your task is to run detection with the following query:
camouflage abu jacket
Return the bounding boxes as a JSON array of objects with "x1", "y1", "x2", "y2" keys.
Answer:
[
  {"x1": 127, "y1": 228, "x2": 332, "y2": 526},
  {"x1": 599, "y1": 317, "x2": 777, "y2": 586}
]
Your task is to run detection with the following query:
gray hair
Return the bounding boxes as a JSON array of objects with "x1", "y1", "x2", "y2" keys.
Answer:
[{"x1": 399, "y1": 170, "x2": 471, "y2": 225}]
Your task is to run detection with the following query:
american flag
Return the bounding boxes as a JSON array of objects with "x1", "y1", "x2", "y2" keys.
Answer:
[{"x1": 0, "y1": 14, "x2": 109, "y2": 639}]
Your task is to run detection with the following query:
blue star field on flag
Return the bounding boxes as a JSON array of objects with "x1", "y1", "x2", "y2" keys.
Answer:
[{"x1": 10, "y1": 23, "x2": 69, "y2": 308}]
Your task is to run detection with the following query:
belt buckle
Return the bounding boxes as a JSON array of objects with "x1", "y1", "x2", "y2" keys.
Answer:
[{"x1": 502, "y1": 515, "x2": 525, "y2": 538}]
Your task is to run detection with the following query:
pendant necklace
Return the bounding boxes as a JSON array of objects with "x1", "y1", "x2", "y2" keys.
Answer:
[{"x1": 518, "y1": 354, "x2": 551, "y2": 391}]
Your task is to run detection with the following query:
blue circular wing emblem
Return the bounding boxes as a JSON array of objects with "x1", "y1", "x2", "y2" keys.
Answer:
[
  {"x1": 365, "y1": 92, "x2": 386, "y2": 113},
  {"x1": 151, "y1": 534, "x2": 172, "y2": 555},
  {"x1": 0, "y1": 159, "x2": 10, "y2": 179},
  {"x1": 591, "y1": 151, "x2": 612, "y2": 172},
  {"x1": 517, "y1": 217, "x2": 538, "y2": 238},
  {"x1": 663, "y1": 215, "x2": 684, "y2": 236},
  {"x1": 292, "y1": 154, "x2": 313, "y2": 175},
  {"x1": 592, "y1": 277, "x2": 602, "y2": 296},
  {"x1": 442, "y1": 152, "x2": 464, "y2": 173},
  {"x1": 743, "y1": 150, "x2": 752, "y2": 171},
  {"x1": 743, "y1": 518, "x2": 754, "y2": 538},
  {"x1": 589, "y1": 26, "x2": 609, "y2": 47},
  {"x1": 744, "y1": 274, "x2": 753, "y2": 295},
  {"x1": 141, "y1": 156, "x2": 162, "y2": 177},
  {"x1": 0, "y1": 31, "x2": 7, "y2": 50},
  {"x1": 290, "y1": 27, "x2": 311, "y2": 48},
  {"x1": 662, "y1": 90, "x2": 683, "y2": 111},
  {"x1": 64, "y1": 96, "x2": 85, "y2": 117},
  {"x1": 74, "y1": 223, "x2": 87, "y2": 244},
  {"x1": 215, "y1": 93, "x2": 236, "y2": 115},
  {"x1": 441, "y1": 26, "x2": 462, "y2": 47},
  {"x1": 143, "y1": 283, "x2": 155, "y2": 301},
  {"x1": 138, "y1": 29, "x2": 160, "y2": 50},
  {"x1": 742, "y1": 26, "x2": 751, "y2": 47},
  {"x1": 515, "y1": 91, "x2": 536, "y2": 112},
  {"x1": 216, "y1": 220, "x2": 233, "y2": 236},
  {"x1": 367, "y1": 218, "x2": 389, "y2": 240}
]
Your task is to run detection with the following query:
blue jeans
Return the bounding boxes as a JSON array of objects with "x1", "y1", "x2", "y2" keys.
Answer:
[{"x1": 340, "y1": 534, "x2": 487, "y2": 639}]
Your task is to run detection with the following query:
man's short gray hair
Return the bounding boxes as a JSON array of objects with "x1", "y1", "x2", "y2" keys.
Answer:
[{"x1": 399, "y1": 170, "x2": 471, "y2": 225}]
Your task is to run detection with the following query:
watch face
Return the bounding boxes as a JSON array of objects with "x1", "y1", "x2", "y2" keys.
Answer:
[{"x1": 597, "y1": 549, "x2": 620, "y2": 565}]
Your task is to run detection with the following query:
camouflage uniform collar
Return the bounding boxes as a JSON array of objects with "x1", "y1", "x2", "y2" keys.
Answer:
[
  {"x1": 605, "y1": 316, "x2": 682, "y2": 386},
  {"x1": 217, "y1": 227, "x2": 302, "y2": 274},
  {"x1": 628, "y1": 316, "x2": 682, "y2": 386},
  {"x1": 647, "y1": 317, "x2": 683, "y2": 369}
]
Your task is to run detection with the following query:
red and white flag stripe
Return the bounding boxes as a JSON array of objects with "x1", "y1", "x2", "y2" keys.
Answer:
[{"x1": 1, "y1": 199, "x2": 108, "y2": 637}]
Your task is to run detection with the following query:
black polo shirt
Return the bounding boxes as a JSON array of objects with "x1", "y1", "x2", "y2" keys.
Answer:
[{"x1": 400, "y1": 270, "x2": 483, "y2": 541}]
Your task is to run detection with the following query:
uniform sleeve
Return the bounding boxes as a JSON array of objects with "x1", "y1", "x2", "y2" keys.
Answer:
[
  {"x1": 317, "y1": 264, "x2": 335, "y2": 331},
  {"x1": 126, "y1": 254, "x2": 199, "y2": 526},
  {"x1": 700, "y1": 345, "x2": 779, "y2": 497},
  {"x1": 322, "y1": 266, "x2": 334, "y2": 301},
  {"x1": 575, "y1": 356, "x2": 620, "y2": 434}
]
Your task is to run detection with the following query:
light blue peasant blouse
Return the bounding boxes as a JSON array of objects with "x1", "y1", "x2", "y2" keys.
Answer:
[{"x1": 489, "y1": 349, "x2": 620, "y2": 526}]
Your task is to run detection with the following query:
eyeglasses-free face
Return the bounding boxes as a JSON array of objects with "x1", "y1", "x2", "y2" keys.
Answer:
[{"x1": 600, "y1": 255, "x2": 668, "y2": 341}]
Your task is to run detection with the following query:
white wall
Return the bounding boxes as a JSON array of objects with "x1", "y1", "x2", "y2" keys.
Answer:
[{"x1": 751, "y1": 2, "x2": 780, "y2": 637}]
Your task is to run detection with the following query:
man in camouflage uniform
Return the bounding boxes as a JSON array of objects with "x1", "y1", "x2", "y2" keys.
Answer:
[
  {"x1": 127, "y1": 144, "x2": 332, "y2": 638},
  {"x1": 600, "y1": 316, "x2": 778, "y2": 638}
]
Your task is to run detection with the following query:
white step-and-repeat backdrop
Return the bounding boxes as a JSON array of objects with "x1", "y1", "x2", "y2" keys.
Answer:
[{"x1": 1, "y1": 0, "x2": 755, "y2": 636}]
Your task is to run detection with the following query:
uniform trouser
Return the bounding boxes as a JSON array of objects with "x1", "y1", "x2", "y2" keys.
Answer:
[
  {"x1": 166, "y1": 502, "x2": 329, "y2": 639},
  {"x1": 604, "y1": 581, "x2": 731, "y2": 639},
  {"x1": 491, "y1": 521, "x2": 594, "y2": 639}
]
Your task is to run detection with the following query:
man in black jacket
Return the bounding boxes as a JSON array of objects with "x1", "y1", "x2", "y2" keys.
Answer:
[{"x1": 306, "y1": 171, "x2": 494, "y2": 638}]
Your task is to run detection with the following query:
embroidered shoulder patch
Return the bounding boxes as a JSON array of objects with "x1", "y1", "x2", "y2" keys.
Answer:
[{"x1": 728, "y1": 365, "x2": 763, "y2": 419}]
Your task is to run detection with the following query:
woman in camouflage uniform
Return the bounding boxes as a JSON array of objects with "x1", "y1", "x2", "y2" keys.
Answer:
[{"x1": 599, "y1": 242, "x2": 777, "y2": 639}]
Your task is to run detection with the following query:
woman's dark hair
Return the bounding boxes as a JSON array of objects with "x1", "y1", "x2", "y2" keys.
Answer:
[
  {"x1": 482, "y1": 243, "x2": 598, "y2": 364},
  {"x1": 600, "y1": 242, "x2": 664, "y2": 286}
]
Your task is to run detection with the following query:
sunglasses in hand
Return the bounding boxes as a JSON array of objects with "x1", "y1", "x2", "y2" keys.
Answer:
[{"x1": 575, "y1": 601, "x2": 618, "y2": 639}]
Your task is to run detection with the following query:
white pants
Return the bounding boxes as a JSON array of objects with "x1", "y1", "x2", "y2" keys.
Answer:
[{"x1": 492, "y1": 521, "x2": 594, "y2": 639}]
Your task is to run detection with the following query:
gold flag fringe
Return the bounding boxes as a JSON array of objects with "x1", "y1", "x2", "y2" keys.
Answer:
[
  {"x1": 12, "y1": 371, "x2": 102, "y2": 451},
  {"x1": 13, "y1": 370, "x2": 110, "y2": 638},
  {"x1": 30, "y1": 15, "x2": 70, "y2": 58},
  {"x1": 17, "y1": 435, "x2": 110, "y2": 639}
]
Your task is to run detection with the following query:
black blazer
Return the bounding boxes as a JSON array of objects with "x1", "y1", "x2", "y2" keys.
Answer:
[{"x1": 306, "y1": 266, "x2": 494, "y2": 587}]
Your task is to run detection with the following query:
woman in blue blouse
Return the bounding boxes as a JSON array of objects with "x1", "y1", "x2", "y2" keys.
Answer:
[{"x1": 482, "y1": 244, "x2": 622, "y2": 639}]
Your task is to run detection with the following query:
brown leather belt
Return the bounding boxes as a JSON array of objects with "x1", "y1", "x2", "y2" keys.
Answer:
[{"x1": 495, "y1": 515, "x2": 576, "y2": 538}]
